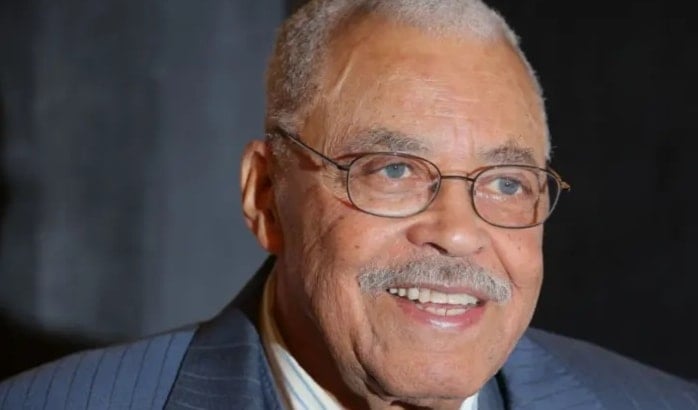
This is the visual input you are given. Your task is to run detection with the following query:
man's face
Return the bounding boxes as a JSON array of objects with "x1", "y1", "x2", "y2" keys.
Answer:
[{"x1": 265, "y1": 15, "x2": 547, "y2": 408}]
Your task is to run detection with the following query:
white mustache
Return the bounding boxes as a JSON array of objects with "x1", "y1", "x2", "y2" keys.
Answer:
[{"x1": 357, "y1": 256, "x2": 512, "y2": 303}]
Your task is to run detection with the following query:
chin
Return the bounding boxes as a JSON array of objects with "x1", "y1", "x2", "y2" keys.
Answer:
[{"x1": 361, "y1": 358, "x2": 486, "y2": 406}]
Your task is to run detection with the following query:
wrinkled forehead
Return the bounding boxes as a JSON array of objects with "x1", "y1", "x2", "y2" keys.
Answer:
[{"x1": 303, "y1": 15, "x2": 548, "y2": 166}]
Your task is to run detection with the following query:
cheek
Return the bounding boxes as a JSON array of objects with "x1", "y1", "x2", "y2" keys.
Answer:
[
  {"x1": 488, "y1": 229, "x2": 543, "y2": 351},
  {"x1": 283, "y1": 184, "x2": 395, "y2": 269},
  {"x1": 492, "y1": 228, "x2": 544, "y2": 290},
  {"x1": 296, "y1": 207, "x2": 400, "y2": 365},
  {"x1": 278, "y1": 180, "x2": 394, "y2": 306}
]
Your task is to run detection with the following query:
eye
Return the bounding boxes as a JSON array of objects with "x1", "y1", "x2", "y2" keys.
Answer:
[
  {"x1": 380, "y1": 163, "x2": 412, "y2": 179},
  {"x1": 487, "y1": 177, "x2": 523, "y2": 196}
]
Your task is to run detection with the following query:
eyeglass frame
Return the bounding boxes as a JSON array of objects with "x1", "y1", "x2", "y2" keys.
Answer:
[{"x1": 267, "y1": 126, "x2": 571, "y2": 229}]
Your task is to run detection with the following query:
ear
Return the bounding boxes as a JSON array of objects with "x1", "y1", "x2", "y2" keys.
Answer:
[{"x1": 240, "y1": 140, "x2": 283, "y2": 254}]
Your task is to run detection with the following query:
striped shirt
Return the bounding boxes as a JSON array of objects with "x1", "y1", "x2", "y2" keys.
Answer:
[{"x1": 259, "y1": 273, "x2": 478, "y2": 409}]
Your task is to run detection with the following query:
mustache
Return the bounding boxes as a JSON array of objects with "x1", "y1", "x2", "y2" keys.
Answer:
[{"x1": 357, "y1": 256, "x2": 512, "y2": 303}]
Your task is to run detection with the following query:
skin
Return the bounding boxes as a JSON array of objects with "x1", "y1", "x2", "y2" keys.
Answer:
[{"x1": 241, "y1": 14, "x2": 548, "y2": 410}]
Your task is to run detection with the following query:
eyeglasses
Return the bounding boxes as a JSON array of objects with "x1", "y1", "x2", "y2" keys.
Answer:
[{"x1": 269, "y1": 127, "x2": 570, "y2": 229}]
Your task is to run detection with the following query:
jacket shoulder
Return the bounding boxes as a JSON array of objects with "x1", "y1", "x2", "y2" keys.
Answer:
[
  {"x1": 524, "y1": 328, "x2": 698, "y2": 408},
  {"x1": 0, "y1": 328, "x2": 195, "y2": 410}
]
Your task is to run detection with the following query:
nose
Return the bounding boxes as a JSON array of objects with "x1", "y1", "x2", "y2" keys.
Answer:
[{"x1": 404, "y1": 178, "x2": 490, "y2": 257}]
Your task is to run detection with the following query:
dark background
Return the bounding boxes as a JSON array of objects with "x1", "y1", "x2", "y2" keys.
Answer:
[{"x1": 1, "y1": 0, "x2": 696, "y2": 381}]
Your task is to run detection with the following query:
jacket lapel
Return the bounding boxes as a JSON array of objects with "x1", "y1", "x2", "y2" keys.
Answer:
[
  {"x1": 498, "y1": 332, "x2": 601, "y2": 410},
  {"x1": 165, "y1": 257, "x2": 283, "y2": 410}
]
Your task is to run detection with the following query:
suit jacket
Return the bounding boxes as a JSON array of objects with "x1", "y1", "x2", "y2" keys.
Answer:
[{"x1": 2, "y1": 257, "x2": 697, "y2": 409}]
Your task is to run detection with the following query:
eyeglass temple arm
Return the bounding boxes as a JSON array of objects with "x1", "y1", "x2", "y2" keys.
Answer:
[
  {"x1": 546, "y1": 165, "x2": 571, "y2": 191},
  {"x1": 267, "y1": 127, "x2": 350, "y2": 171}
]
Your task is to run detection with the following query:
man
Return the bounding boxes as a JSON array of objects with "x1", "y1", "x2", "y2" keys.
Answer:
[{"x1": 1, "y1": 0, "x2": 696, "y2": 409}]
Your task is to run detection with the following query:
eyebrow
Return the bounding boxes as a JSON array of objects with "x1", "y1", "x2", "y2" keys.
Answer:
[
  {"x1": 477, "y1": 139, "x2": 538, "y2": 166},
  {"x1": 341, "y1": 128, "x2": 431, "y2": 155},
  {"x1": 338, "y1": 130, "x2": 539, "y2": 166}
]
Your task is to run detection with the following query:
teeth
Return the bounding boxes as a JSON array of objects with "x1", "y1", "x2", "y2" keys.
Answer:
[
  {"x1": 387, "y1": 287, "x2": 480, "y2": 306},
  {"x1": 446, "y1": 308, "x2": 467, "y2": 316},
  {"x1": 429, "y1": 307, "x2": 446, "y2": 316},
  {"x1": 430, "y1": 291, "x2": 447, "y2": 304},
  {"x1": 418, "y1": 289, "x2": 431, "y2": 303},
  {"x1": 415, "y1": 305, "x2": 469, "y2": 316},
  {"x1": 448, "y1": 293, "x2": 479, "y2": 305}
]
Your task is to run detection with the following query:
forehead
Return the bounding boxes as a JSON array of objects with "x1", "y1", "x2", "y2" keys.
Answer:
[{"x1": 305, "y1": 15, "x2": 547, "y2": 166}]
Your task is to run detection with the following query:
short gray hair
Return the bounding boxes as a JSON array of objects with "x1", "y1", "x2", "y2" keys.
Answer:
[{"x1": 265, "y1": 0, "x2": 550, "y2": 156}]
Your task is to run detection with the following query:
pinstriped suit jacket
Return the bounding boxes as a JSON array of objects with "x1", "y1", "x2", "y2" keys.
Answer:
[{"x1": 2, "y1": 258, "x2": 697, "y2": 409}]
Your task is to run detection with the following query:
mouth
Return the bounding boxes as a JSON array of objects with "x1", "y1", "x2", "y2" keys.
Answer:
[{"x1": 385, "y1": 286, "x2": 486, "y2": 329}]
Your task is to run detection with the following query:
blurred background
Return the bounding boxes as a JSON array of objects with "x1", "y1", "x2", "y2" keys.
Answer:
[{"x1": 1, "y1": 0, "x2": 696, "y2": 381}]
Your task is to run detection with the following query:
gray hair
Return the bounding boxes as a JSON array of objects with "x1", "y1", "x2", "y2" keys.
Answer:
[
  {"x1": 266, "y1": 0, "x2": 550, "y2": 157},
  {"x1": 358, "y1": 255, "x2": 512, "y2": 303}
]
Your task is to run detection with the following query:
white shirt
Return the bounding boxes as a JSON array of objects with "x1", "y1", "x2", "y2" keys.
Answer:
[{"x1": 259, "y1": 273, "x2": 478, "y2": 410}]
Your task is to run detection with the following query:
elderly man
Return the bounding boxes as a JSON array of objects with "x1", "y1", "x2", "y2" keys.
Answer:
[{"x1": 1, "y1": 0, "x2": 697, "y2": 409}]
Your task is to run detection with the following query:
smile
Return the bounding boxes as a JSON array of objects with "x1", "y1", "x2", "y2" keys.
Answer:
[{"x1": 386, "y1": 287, "x2": 483, "y2": 317}]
